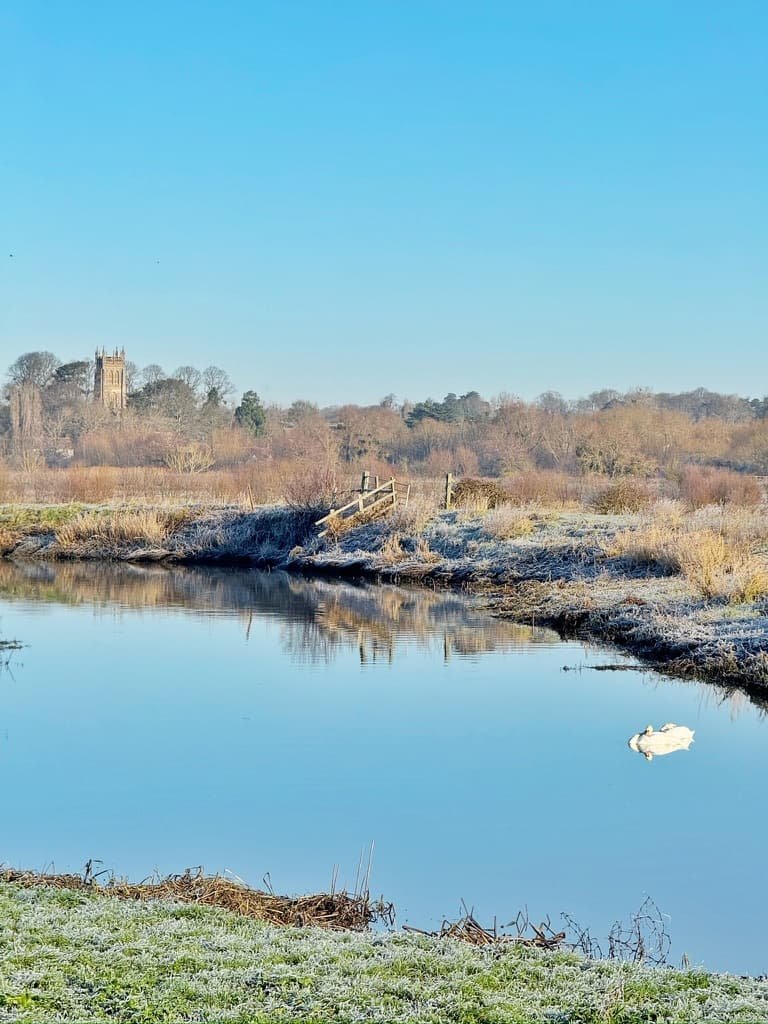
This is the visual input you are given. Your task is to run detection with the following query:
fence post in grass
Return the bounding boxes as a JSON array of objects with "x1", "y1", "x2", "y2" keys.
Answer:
[
  {"x1": 361, "y1": 471, "x2": 370, "y2": 494},
  {"x1": 444, "y1": 473, "x2": 454, "y2": 510}
]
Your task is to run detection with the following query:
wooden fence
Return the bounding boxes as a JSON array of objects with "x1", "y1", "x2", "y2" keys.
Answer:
[{"x1": 316, "y1": 475, "x2": 411, "y2": 537}]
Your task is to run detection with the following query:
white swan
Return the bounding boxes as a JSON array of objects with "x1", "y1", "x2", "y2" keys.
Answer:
[{"x1": 628, "y1": 723, "x2": 695, "y2": 761}]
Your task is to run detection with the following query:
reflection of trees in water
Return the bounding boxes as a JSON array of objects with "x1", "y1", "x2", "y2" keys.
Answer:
[
  {"x1": 0, "y1": 561, "x2": 559, "y2": 666},
  {"x1": 0, "y1": 563, "x2": 766, "y2": 713},
  {"x1": 631, "y1": 664, "x2": 768, "y2": 719},
  {"x1": 283, "y1": 579, "x2": 561, "y2": 665}
]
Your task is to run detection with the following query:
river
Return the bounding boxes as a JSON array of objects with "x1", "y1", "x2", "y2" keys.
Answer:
[{"x1": 0, "y1": 561, "x2": 765, "y2": 974}]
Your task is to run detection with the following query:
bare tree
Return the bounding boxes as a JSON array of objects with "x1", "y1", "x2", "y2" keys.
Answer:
[
  {"x1": 141, "y1": 363, "x2": 165, "y2": 386},
  {"x1": 202, "y1": 365, "x2": 233, "y2": 397},
  {"x1": 9, "y1": 383, "x2": 43, "y2": 450},
  {"x1": 6, "y1": 351, "x2": 60, "y2": 388},
  {"x1": 173, "y1": 365, "x2": 202, "y2": 394},
  {"x1": 124, "y1": 360, "x2": 140, "y2": 393}
]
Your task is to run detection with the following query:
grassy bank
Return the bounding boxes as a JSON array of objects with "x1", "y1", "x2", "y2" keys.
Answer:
[
  {"x1": 1, "y1": 882, "x2": 767, "y2": 1023},
  {"x1": 1, "y1": 499, "x2": 767, "y2": 691}
]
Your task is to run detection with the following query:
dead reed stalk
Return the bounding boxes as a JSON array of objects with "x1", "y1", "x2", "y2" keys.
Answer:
[{"x1": 0, "y1": 865, "x2": 394, "y2": 931}]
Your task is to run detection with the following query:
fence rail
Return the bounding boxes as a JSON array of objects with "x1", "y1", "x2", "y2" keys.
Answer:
[{"x1": 316, "y1": 476, "x2": 411, "y2": 536}]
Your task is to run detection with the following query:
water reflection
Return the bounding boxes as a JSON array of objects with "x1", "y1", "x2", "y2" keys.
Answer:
[{"x1": 0, "y1": 561, "x2": 560, "y2": 665}]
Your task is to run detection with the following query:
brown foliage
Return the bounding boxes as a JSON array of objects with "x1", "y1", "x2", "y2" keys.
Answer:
[
  {"x1": 593, "y1": 480, "x2": 653, "y2": 514},
  {"x1": 452, "y1": 478, "x2": 509, "y2": 510},
  {"x1": 0, "y1": 866, "x2": 392, "y2": 931},
  {"x1": 679, "y1": 467, "x2": 763, "y2": 509}
]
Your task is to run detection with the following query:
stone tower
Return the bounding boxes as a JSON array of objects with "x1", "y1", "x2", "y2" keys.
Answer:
[{"x1": 94, "y1": 348, "x2": 127, "y2": 411}]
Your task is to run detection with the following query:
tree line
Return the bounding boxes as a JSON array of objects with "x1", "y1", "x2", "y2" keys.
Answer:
[{"x1": 2, "y1": 348, "x2": 767, "y2": 478}]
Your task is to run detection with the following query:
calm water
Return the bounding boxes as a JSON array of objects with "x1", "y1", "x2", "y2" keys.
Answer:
[{"x1": 0, "y1": 561, "x2": 766, "y2": 975}]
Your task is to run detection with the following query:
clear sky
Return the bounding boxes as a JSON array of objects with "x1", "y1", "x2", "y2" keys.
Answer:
[{"x1": 1, "y1": 1, "x2": 766, "y2": 406}]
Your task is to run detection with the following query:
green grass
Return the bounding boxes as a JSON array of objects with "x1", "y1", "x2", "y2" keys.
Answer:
[
  {"x1": 0, "y1": 884, "x2": 766, "y2": 1022},
  {"x1": 0, "y1": 504, "x2": 87, "y2": 530}
]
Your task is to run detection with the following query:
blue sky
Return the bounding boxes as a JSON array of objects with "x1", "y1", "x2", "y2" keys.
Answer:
[{"x1": 1, "y1": 1, "x2": 765, "y2": 405}]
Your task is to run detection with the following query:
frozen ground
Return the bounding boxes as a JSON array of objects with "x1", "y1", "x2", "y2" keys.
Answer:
[{"x1": 1, "y1": 883, "x2": 767, "y2": 1023}]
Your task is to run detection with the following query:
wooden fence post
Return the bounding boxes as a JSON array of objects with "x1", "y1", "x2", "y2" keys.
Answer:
[
  {"x1": 444, "y1": 473, "x2": 454, "y2": 510},
  {"x1": 361, "y1": 471, "x2": 370, "y2": 494}
]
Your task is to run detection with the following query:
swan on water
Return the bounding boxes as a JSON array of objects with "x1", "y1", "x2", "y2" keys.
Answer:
[{"x1": 627, "y1": 723, "x2": 695, "y2": 761}]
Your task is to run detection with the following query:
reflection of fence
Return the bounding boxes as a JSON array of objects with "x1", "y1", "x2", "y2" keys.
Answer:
[{"x1": 316, "y1": 475, "x2": 411, "y2": 537}]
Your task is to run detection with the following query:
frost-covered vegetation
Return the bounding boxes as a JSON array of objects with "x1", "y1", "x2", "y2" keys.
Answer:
[
  {"x1": 2, "y1": 495, "x2": 768, "y2": 689},
  {"x1": 1, "y1": 883, "x2": 767, "y2": 1023}
]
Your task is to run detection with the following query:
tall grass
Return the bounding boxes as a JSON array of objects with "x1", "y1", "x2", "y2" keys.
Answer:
[
  {"x1": 482, "y1": 505, "x2": 537, "y2": 540},
  {"x1": 608, "y1": 506, "x2": 768, "y2": 602},
  {"x1": 56, "y1": 509, "x2": 192, "y2": 549}
]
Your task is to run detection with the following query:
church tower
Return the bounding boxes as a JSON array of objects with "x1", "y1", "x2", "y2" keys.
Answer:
[{"x1": 94, "y1": 348, "x2": 127, "y2": 411}]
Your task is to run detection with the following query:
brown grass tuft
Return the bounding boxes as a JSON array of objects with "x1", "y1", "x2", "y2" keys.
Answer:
[
  {"x1": 0, "y1": 866, "x2": 392, "y2": 931},
  {"x1": 483, "y1": 505, "x2": 537, "y2": 540},
  {"x1": 592, "y1": 480, "x2": 653, "y2": 515},
  {"x1": 56, "y1": 509, "x2": 192, "y2": 549},
  {"x1": 608, "y1": 509, "x2": 768, "y2": 601}
]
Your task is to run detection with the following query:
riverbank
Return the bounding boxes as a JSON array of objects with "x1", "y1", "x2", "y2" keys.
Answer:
[
  {"x1": 1, "y1": 879, "x2": 767, "y2": 1023},
  {"x1": 1, "y1": 501, "x2": 767, "y2": 692}
]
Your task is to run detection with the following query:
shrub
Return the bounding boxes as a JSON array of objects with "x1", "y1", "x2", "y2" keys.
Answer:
[
  {"x1": 680, "y1": 467, "x2": 763, "y2": 509},
  {"x1": 451, "y1": 478, "x2": 508, "y2": 511},
  {"x1": 380, "y1": 531, "x2": 406, "y2": 564},
  {"x1": 593, "y1": 480, "x2": 652, "y2": 514},
  {"x1": 501, "y1": 470, "x2": 584, "y2": 507},
  {"x1": 483, "y1": 505, "x2": 536, "y2": 540}
]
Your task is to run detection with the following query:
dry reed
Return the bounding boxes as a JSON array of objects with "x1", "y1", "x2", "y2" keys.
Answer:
[
  {"x1": 0, "y1": 866, "x2": 393, "y2": 931},
  {"x1": 482, "y1": 505, "x2": 537, "y2": 540},
  {"x1": 56, "y1": 509, "x2": 192, "y2": 549},
  {"x1": 607, "y1": 506, "x2": 768, "y2": 601}
]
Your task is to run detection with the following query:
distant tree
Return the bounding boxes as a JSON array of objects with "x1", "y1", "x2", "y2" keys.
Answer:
[
  {"x1": 285, "y1": 400, "x2": 319, "y2": 425},
  {"x1": 537, "y1": 390, "x2": 568, "y2": 415},
  {"x1": 576, "y1": 389, "x2": 621, "y2": 412},
  {"x1": 141, "y1": 363, "x2": 165, "y2": 386},
  {"x1": 624, "y1": 387, "x2": 656, "y2": 407},
  {"x1": 6, "y1": 351, "x2": 60, "y2": 389},
  {"x1": 202, "y1": 365, "x2": 234, "y2": 397},
  {"x1": 124, "y1": 360, "x2": 140, "y2": 393},
  {"x1": 129, "y1": 378, "x2": 198, "y2": 426},
  {"x1": 457, "y1": 391, "x2": 491, "y2": 421},
  {"x1": 379, "y1": 393, "x2": 397, "y2": 409},
  {"x1": 201, "y1": 387, "x2": 223, "y2": 411},
  {"x1": 406, "y1": 391, "x2": 490, "y2": 427},
  {"x1": 9, "y1": 383, "x2": 43, "y2": 447},
  {"x1": 173, "y1": 365, "x2": 202, "y2": 393},
  {"x1": 406, "y1": 398, "x2": 445, "y2": 427},
  {"x1": 235, "y1": 391, "x2": 266, "y2": 435},
  {"x1": 52, "y1": 360, "x2": 92, "y2": 395},
  {"x1": 44, "y1": 360, "x2": 93, "y2": 415}
]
